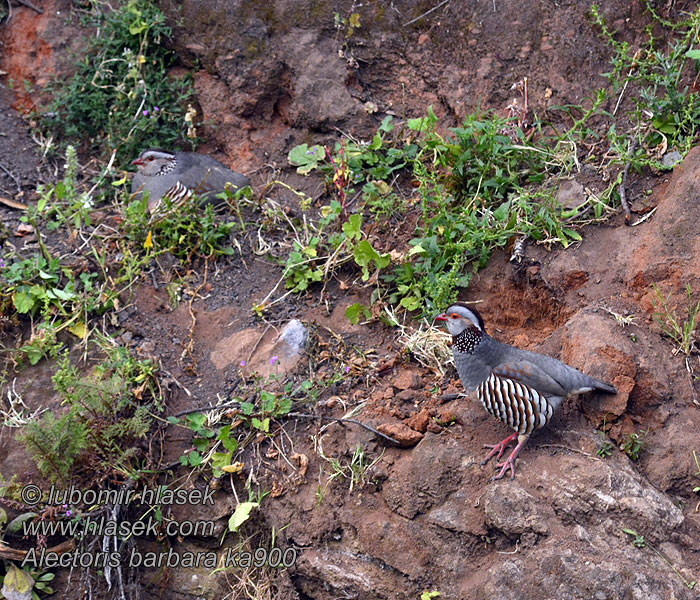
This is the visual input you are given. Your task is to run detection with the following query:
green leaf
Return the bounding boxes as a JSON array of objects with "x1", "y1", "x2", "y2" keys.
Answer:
[
  {"x1": 1, "y1": 563, "x2": 34, "y2": 600},
  {"x1": 493, "y1": 200, "x2": 510, "y2": 222},
  {"x1": 342, "y1": 213, "x2": 363, "y2": 241},
  {"x1": 685, "y1": 49, "x2": 700, "y2": 59},
  {"x1": 379, "y1": 115, "x2": 394, "y2": 132},
  {"x1": 228, "y1": 501, "x2": 259, "y2": 532},
  {"x1": 13, "y1": 291, "x2": 35, "y2": 314},
  {"x1": 188, "y1": 451, "x2": 203, "y2": 466},
  {"x1": 369, "y1": 131, "x2": 383, "y2": 150},
  {"x1": 129, "y1": 19, "x2": 148, "y2": 35},
  {"x1": 211, "y1": 451, "x2": 233, "y2": 478},
  {"x1": 6, "y1": 512, "x2": 38, "y2": 534},
  {"x1": 261, "y1": 391, "x2": 276, "y2": 413},
  {"x1": 186, "y1": 412, "x2": 207, "y2": 429},
  {"x1": 288, "y1": 144, "x2": 325, "y2": 174},
  {"x1": 345, "y1": 302, "x2": 368, "y2": 325},
  {"x1": 400, "y1": 296, "x2": 422, "y2": 311}
]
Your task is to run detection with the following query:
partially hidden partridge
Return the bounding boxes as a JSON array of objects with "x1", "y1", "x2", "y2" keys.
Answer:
[
  {"x1": 131, "y1": 149, "x2": 250, "y2": 213},
  {"x1": 435, "y1": 303, "x2": 616, "y2": 480}
]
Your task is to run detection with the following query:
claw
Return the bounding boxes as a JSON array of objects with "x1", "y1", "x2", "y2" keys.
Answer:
[{"x1": 480, "y1": 432, "x2": 519, "y2": 466}]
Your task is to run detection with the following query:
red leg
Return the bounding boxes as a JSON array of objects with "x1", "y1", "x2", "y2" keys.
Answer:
[
  {"x1": 490, "y1": 435, "x2": 529, "y2": 481},
  {"x1": 480, "y1": 432, "x2": 519, "y2": 466}
]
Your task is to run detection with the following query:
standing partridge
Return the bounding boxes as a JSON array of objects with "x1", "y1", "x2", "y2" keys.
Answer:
[
  {"x1": 131, "y1": 149, "x2": 250, "y2": 213},
  {"x1": 435, "y1": 303, "x2": 617, "y2": 480}
]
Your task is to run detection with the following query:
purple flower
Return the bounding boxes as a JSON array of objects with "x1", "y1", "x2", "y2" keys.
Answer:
[
  {"x1": 344, "y1": 365, "x2": 350, "y2": 373},
  {"x1": 66, "y1": 509, "x2": 72, "y2": 517},
  {"x1": 142, "y1": 110, "x2": 149, "y2": 117},
  {"x1": 0, "y1": 258, "x2": 5, "y2": 268},
  {"x1": 270, "y1": 355, "x2": 279, "y2": 365},
  {"x1": 240, "y1": 360, "x2": 246, "y2": 367},
  {"x1": 154, "y1": 106, "x2": 160, "y2": 112}
]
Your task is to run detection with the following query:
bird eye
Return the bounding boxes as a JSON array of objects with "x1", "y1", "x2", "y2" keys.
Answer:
[{"x1": 450, "y1": 313, "x2": 460, "y2": 319}]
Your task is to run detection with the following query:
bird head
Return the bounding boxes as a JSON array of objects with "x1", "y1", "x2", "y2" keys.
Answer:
[
  {"x1": 131, "y1": 149, "x2": 176, "y2": 176},
  {"x1": 435, "y1": 303, "x2": 485, "y2": 337}
]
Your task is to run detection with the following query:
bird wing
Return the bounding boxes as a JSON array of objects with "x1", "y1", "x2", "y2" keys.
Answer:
[
  {"x1": 180, "y1": 162, "x2": 249, "y2": 195},
  {"x1": 492, "y1": 360, "x2": 568, "y2": 398}
]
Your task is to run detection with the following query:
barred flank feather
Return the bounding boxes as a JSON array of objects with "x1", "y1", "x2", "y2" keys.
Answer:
[
  {"x1": 150, "y1": 181, "x2": 193, "y2": 215},
  {"x1": 477, "y1": 373, "x2": 553, "y2": 435}
]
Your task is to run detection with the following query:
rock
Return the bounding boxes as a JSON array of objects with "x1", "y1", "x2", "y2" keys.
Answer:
[
  {"x1": 394, "y1": 389, "x2": 419, "y2": 403},
  {"x1": 393, "y1": 369, "x2": 422, "y2": 390},
  {"x1": 557, "y1": 178, "x2": 586, "y2": 209},
  {"x1": 661, "y1": 150, "x2": 682, "y2": 169},
  {"x1": 382, "y1": 434, "x2": 465, "y2": 518},
  {"x1": 210, "y1": 319, "x2": 308, "y2": 376},
  {"x1": 279, "y1": 319, "x2": 308, "y2": 356},
  {"x1": 404, "y1": 408, "x2": 430, "y2": 433},
  {"x1": 376, "y1": 422, "x2": 423, "y2": 447},
  {"x1": 427, "y1": 488, "x2": 487, "y2": 535},
  {"x1": 482, "y1": 483, "x2": 550, "y2": 535}
]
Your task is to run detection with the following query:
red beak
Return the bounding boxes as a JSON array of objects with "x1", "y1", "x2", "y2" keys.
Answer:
[
  {"x1": 131, "y1": 158, "x2": 144, "y2": 166},
  {"x1": 434, "y1": 313, "x2": 448, "y2": 322}
]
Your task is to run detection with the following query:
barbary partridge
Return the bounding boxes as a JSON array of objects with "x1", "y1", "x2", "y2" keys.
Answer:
[
  {"x1": 435, "y1": 303, "x2": 617, "y2": 480},
  {"x1": 131, "y1": 149, "x2": 250, "y2": 213}
]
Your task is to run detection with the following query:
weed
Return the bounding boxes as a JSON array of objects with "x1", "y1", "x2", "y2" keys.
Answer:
[
  {"x1": 0, "y1": 563, "x2": 55, "y2": 600},
  {"x1": 39, "y1": 0, "x2": 195, "y2": 165},
  {"x1": 20, "y1": 346, "x2": 160, "y2": 484},
  {"x1": 593, "y1": 3, "x2": 700, "y2": 157},
  {"x1": 621, "y1": 430, "x2": 647, "y2": 461},
  {"x1": 596, "y1": 430, "x2": 615, "y2": 458},
  {"x1": 651, "y1": 284, "x2": 700, "y2": 355},
  {"x1": 317, "y1": 442, "x2": 383, "y2": 499},
  {"x1": 622, "y1": 527, "x2": 696, "y2": 589}
]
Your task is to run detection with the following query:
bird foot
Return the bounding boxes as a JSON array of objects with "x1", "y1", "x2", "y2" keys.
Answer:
[
  {"x1": 488, "y1": 439, "x2": 527, "y2": 481},
  {"x1": 480, "y1": 432, "x2": 519, "y2": 466},
  {"x1": 490, "y1": 455, "x2": 518, "y2": 481}
]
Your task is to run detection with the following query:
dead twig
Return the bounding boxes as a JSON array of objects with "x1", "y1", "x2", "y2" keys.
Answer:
[
  {"x1": 538, "y1": 444, "x2": 603, "y2": 461},
  {"x1": 403, "y1": 0, "x2": 450, "y2": 26},
  {"x1": 288, "y1": 412, "x2": 401, "y2": 445},
  {"x1": 619, "y1": 138, "x2": 639, "y2": 225},
  {"x1": 0, "y1": 160, "x2": 21, "y2": 193},
  {"x1": 15, "y1": 0, "x2": 43, "y2": 14}
]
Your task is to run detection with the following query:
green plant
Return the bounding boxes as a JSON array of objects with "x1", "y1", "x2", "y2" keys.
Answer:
[
  {"x1": 20, "y1": 346, "x2": 159, "y2": 484},
  {"x1": 621, "y1": 430, "x2": 647, "y2": 461},
  {"x1": 285, "y1": 103, "x2": 617, "y2": 317},
  {"x1": 651, "y1": 283, "x2": 700, "y2": 355},
  {"x1": 596, "y1": 430, "x2": 615, "y2": 458},
  {"x1": 40, "y1": 0, "x2": 195, "y2": 164},
  {"x1": 593, "y1": 3, "x2": 700, "y2": 157},
  {"x1": 622, "y1": 528, "x2": 696, "y2": 589},
  {"x1": 0, "y1": 563, "x2": 55, "y2": 600}
]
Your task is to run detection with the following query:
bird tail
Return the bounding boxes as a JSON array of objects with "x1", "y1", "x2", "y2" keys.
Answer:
[{"x1": 592, "y1": 378, "x2": 617, "y2": 394}]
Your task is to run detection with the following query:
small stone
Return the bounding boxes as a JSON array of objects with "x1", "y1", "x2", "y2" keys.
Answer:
[
  {"x1": 436, "y1": 407, "x2": 456, "y2": 424},
  {"x1": 394, "y1": 369, "x2": 422, "y2": 390},
  {"x1": 427, "y1": 420, "x2": 442, "y2": 434},
  {"x1": 418, "y1": 33, "x2": 429, "y2": 45},
  {"x1": 661, "y1": 150, "x2": 682, "y2": 169},
  {"x1": 404, "y1": 408, "x2": 430, "y2": 433},
  {"x1": 383, "y1": 387, "x2": 395, "y2": 399},
  {"x1": 395, "y1": 389, "x2": 418, "y2": 403},
  {"x1": 139, "y1": 340, "x2": 156, "y2": 354},
  {"x1": 377, "y1": 422, "x2": 423, "y2": 447}
]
